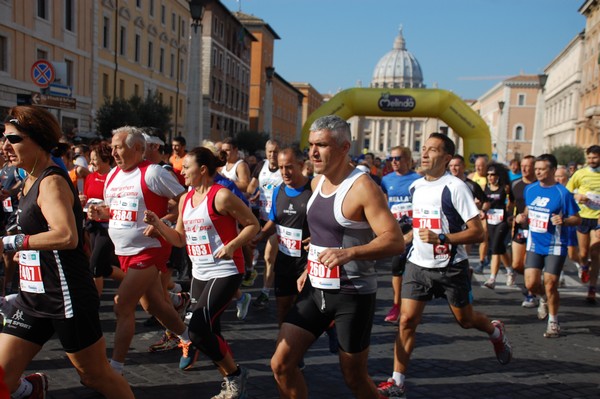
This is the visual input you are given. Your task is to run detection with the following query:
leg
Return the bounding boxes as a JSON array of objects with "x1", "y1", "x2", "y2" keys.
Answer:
[
  {"x1": 271, "y1": 323, "x2": 316, "y2": 399},
  {"x1": 263, "y1": 234, "x2": 279, "y2": 289},
  {"x1": 512, "y1": 241, "x2": 526, "y2": 274},
  {"x1": 394, "y1": 298, "x2": 426, "y2": 374},
  {"x1": 67, "y1": 337, "x2": 134, "y2": 399},
  {"x1": 392, "y1": 276, "x2": 402, "y2": 306},
  {"x1": 525, "y1": 267, "x2": 544, "y2": 297},
  {"x1": 577, "y1": 231, "x2": 591, "y2": 268},
  {"x1": 1, "y1": 252, "x2": 16, "y2": 295},
  {"x1": 543, "y1": 272, "x2": 560, "y2": 316},
  {"x1": 449, "y1": 303, "x2": 495, "y2": 334},
  {"x1": 588, "y1": 232, "x2": 600, "y2": 293},
  {"x1": 276, "y1": 295, "x2": 297, "y2": 327},
  {"x1": 112, "y1": 267, "x2": 161, "y2": 363},
  {"x1": 140, "y1": 271, "x2": 186, "y2": 336},
  {"x1": 339, "y1": 348, "x2": 378, "y2": 399},
  {"x1": 0, "y1": 334, "x2": 41, "y2": 392}
]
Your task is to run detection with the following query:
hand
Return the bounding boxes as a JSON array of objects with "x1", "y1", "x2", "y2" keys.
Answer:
[
  {"x1": 418, "y1": 228, "x2": 440, "y2": 244},
  {"x1": 550, "y1": 213, "x2": 563, "y2": 226},
  {"x1": 79, "y1": 194, "x2": 88, "y2": 208},
  {"x1": 142, "y1": 224, "x2": 160, "y2": 238},
  {"x1": 575, "y1": 193, "x2": 589, "y2": 204},
  {"x1": 215, "y1": 244, "x2": 234, "y2": 260},
  {"x1": 297, "y1": 270, "x2": 308, "y2": 292},
  {"x1": 88, "y1": 204, "x2": 108, "y2": 221},
  {"x1": 250, "y1": 231, "x2": 263, "y2": 247},
  {"x1": 143, "y1": 210, "x2": 160, "y2": 227},
  {"x1": 302, "y1": 237, "x2": 311, "y2": 252},
  {"x1": 317, "y1": 248, "x2": 350, "y2": 269},
  {"x1": 479, "y1": 210, "x2": 486, "y2": 220},
  {"x1": 515, "y1": 213, "x2": 525, "y2": 224}
]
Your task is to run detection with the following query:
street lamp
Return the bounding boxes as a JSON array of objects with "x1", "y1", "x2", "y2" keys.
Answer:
[
  {"x1": 538, "y1": 74, "x2": 548, "y2": 92},
  {"x1": 264, "y1": 66, "x2": 275, "y2": 135},
  {"x1": 189, "y1": 0, "x2": 207, "y2": 33},
  {"x1": 498, "y1": 100, "x2": 505, "y2": 113}
]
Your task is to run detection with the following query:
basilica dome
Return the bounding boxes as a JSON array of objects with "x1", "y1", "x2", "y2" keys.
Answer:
[{"x1": 371, "y1": 28, "x2": 424, "y2": 89}]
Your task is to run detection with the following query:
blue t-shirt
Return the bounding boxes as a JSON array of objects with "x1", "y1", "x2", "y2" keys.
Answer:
[
  {"x1": 525, "y1": 182, "x2": 579, "y2": 256},
  {"x1": 214, "y1": 173, "x2": 249, "y2": 206},
  {"x1": 381, "y1": 170, "x2": 422, "y2": 222},
  {"x1": 508, "y1": 170, "x2": 522, "y2": 182}
]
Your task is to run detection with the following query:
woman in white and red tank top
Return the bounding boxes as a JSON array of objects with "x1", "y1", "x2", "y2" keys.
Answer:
[{"x1": 144, "y1": 146, "x2": 259, "y2": 398}]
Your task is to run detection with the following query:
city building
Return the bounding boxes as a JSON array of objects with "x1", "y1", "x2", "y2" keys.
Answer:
[
  {"x1": 543, "y1": 31, "x2": 583, "y2": 151},
  {"x1": 291, "y1": 82, "x2": 325, "y2": 142}
]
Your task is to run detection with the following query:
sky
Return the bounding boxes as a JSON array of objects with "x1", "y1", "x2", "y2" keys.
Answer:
[{"x1": 221, "y1": 0, "x2": 586, "y2": 100}]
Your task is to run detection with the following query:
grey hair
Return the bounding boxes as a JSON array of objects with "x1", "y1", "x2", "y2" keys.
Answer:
[
  {"x1": 112, "y1": 126, "x2": 146, "y2": 152},
  {"x1": 266, "y1": 139, "x2": 280, "y2": 148},
  {"x1": 309, "y1": 115, "x2": 351, "y2": 146}
]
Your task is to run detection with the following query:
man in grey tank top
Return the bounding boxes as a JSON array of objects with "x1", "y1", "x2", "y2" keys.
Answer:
[{"x1": 271, "y1": 115, "x2": 404, "y2": 399}]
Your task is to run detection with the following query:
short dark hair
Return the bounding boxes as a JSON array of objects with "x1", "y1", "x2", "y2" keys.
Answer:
[
  {"x1": 587, "y1": 145, "x2": 600, "y2": 155},
  {"x1": 451, "y1": 154, "x2": 465, "y2": 164},
  {"x1": 535, "y1": 153, "x2": 558, "y2": 169},
  {"x1": 173, "y1": 135, "x2": 186, "y2": 146},
  {"x1": 428, "y1": 132, "x2": 455, "y2": 156},
  {"x1": 222, "y1": 137, "x2": 238, "y2": 148}
]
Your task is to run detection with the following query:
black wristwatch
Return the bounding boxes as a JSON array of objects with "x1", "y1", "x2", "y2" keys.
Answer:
[{"x1": 438, "y1": 233, "x2": 447, "y2": 245}]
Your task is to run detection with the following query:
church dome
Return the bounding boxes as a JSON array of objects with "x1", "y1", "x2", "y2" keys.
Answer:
[{"x1": 371, "y1": 28, "x2": 424, "y2": 89}]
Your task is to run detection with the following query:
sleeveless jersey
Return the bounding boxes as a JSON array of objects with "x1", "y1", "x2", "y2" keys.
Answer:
[
  {"x1": 104, "y1": 161, "x2": 183, "y2": 256},
  {"x1": 408, "y1": 173, "x2": 479, "y2": 268},
  {"x1": 181, "y1": 184, "x2": 243, "y2": 280},
  {"x1": 484, "y1": 184, "x2": 508, "y2": 225},
  {"x1": 256, "y1": 161, "x2": 282, "y2": 221},
  {"x1": 306, "y1": 169, "x2": 376, "y2": 294},
  {"x1": 269, "y1": 180, "x2": 312, "y2": 261},
  {"x1": 524, "y1": 182, "x2": 579, "y2": 256},
  {"x1": 15, "y1": 166, "x2": 99, "y2": 319},
  {"x1": 566, "y1": 167, "x2": 600, "y2": 219},
  {"x1": 221, "y1": 159, "x2": 244, "y2": 182}
]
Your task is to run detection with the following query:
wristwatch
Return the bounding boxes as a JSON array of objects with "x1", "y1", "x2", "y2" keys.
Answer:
[
  {"x1": 161, "y1": 218, "x2": 175, "y2": 228},
  {"x1": 438, "y1": 233, "x2": 447, "y2": 245}
]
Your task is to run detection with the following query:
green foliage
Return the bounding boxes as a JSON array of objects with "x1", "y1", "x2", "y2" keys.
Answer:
[
  {"x1": 95, "y1": 91, "x2": 172, "y2": 138},
  {"x1": 235, "y1": 130, "x2": 270, "y2": 155},
  {"x1": 551, "y1": 144, "x2": 585, "y2": 166}
]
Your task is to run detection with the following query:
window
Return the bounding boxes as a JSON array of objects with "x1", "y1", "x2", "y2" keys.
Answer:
[
  {"x1": 65, "y1": 0, "x2": 74, "y2": 31},
  {"x1": 0, "y1": 36, "x2": 6, "y2": 72},
  {"x1": 136, "y1": 0, "x2": 141, "y2": 8},
  {"x1": 37, "y1": 0, "x2": 48, "y2": 19},
  {"x1": 134, "y1": 84, "x2": 139, "y2": 97},
  {"x1": 119, "y1": 79, "x2": 125, "y2": 98},
  {"x1": 413, "y1": 140, "x2": 421, "y2": 152},
  {"x1": 161, "y1": 5, "x2": 166, "y2": 24},
  {"x1": 171, "y1": 13, "x2": 176, "y2": 31},
  {"x1": 119, "y1": 26, "x2": 126, "y2": 56},
  {"x1": 37, "y1": 49, "x2": 47, "y2": 60},
  {"x1": 134, "y1": 34, "x2": 141, "y2": 62},
  {"x1": 102, "y1": 73, "x2": 109, "y2": 98},
  {"x1": 149, "y1": 0, "x2": 154, "y2": 17},
  {"x1": 103, "y1": 17, "x2": 110, "y2": 48},
  {"x1": 147, "y1": 41, "x2": 153, "y2": 68},
  {"x1": 518, "y1": 94, "x2": 525, "y2": 106},
  {"x1": 179, "y1": 58, "x2": 184, "y2": 80},
  {"x1": 159, "y1": 48, "x2": 164, "y2": 73},
  {"x1": 65, "y1": 59, "x2": 73, "y2": 86},
  {"x1": 514, "y1": 125, "x2": 524, "y2": 141},
  {"x1": 170, "y1": 53, "x2": 174, "y2": 78}
]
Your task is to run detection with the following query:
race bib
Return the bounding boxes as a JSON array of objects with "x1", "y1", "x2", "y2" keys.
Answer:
[
  {"x1": 413, "y1": 206, "x2": 442, "y2": 231},
  {"x1": 585, "y1": 192, "x2": 600, "y2": 211},
  {"x1": 307, "y1": 244, "x2": 340, "y2": 289},
  {"x1": 433, "y1": 243, "x2": 450, "y2": 260},
  {"x1": 529, "y1": 210, "x2": 549, "y2": 233},
  {"x1": 186, "y1": 230, "x2": 214, "y2": 263},
  {"x1": 19, "y1": 250, "x2": 45, "y2": 293},
  {"x1": 487, "y1": 209, "x2": 504, "y2": 225},
  {"x1": 391, "y1": 202, "x2": 413, "y2": 221},
  {"x1": 2, "y1": 197, "x2": 12, "y2": 213},
  {"x1": 276, "y1": 225, "x2": 302, "y2": 257},
  {"x1": 109, "y1": 197, "x2": 139, "y2": 229}
]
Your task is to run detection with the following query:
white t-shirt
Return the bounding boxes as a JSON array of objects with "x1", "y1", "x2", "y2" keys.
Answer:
[{"x1": 408, "y1": 173, "x2": 479, "y2": 268}]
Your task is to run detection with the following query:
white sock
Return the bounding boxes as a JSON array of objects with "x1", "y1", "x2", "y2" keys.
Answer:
[
  {"x1": 505, "y1": 266, "x2": 514, "y2": 275},
  {"x1": 489, "y1": 325, "x2": 501, "y2": 340},
  {"x1": 12, "y1": 378, "x2": 33, "y2": 399},
  {"x1": 489, "y1": 274, "x2": 496, "y2": 280},
  {"x1": 110, "y1": 359, "x2": 124, "y2": 374},
  {"x1": 549, "y1": 314, "x2": 558, "y2": 323},
  {"x1": 392, "y1": 371, "x2": 405, "y2": 387},
  {"x1": 261, "y1": 288, "x2": 270, "y2": 296},
  {"x1": 178, "y1": 326, "x2": 191, "y2": 343}
]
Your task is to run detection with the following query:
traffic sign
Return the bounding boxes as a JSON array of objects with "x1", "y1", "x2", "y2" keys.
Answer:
[
  {"x1": 30, "y1": 60, "x2": 55, "y2": 88},
  {"x1": 48, "y1": 83, "x2": 73, "y2": 97},
  {"x1": 31, "y1": 92, "x2": 76, "y2": 109}
]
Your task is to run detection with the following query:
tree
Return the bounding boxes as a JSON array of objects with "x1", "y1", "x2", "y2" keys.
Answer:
[
  {"x1": 95, "y1": 91, "x2": 172, "y2": 138},
  {"x1": 235, "y1": 130, "x2": 270, "y2": 156},
  {"x1": 551, "y1": 144, "x2": 585, "y2": 166}
]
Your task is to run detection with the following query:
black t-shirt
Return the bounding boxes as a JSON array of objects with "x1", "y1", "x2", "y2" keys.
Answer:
[
  {"x1": 509, "y1": 178, "x2": 536, "y2": 229},
  {"x1": 464, "y1": 177, "x2": 488, "y2": 204}
]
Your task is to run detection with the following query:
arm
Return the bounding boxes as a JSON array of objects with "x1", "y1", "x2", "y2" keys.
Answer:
[
  {"x1": 419, "y1": 216, "x2": 484, "y2": 246},
  {"x1": 246, "y1": 177, "x2": 260, "y2": 200},
  {"x1": 250, "y1": 219, "x2": 276, "y2": 247},
  {"x1": 214, "y1": 189, "x2": 260, "y2": 259},
  {"x1": 143, "y1": 194, "x2": 187, "y2": 247},
  {"x1": 317, "y1": 175, "x2": 404, "y2": 267},
  {"x1": 235, "y1": 162, "x2": 251, "y2": 192}
]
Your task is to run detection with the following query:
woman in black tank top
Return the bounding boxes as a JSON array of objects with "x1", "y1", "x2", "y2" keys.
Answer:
[{"x1": 0, "y1": 106, "x2": 133, "y2": 398}]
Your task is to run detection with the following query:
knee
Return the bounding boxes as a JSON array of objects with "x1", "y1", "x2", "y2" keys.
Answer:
[
  {"x1": 113, "y1": 296, "x2": 135, "y2": 317},
  {"x1": 188, "y1": 309, "x2": 211, "y2": 339},
  {"x1": 270, "y1": 352, "x2": 291, "y2": 380},
  {"x1": 399, "y1": 312, "x2": 419, "y2": 331}
]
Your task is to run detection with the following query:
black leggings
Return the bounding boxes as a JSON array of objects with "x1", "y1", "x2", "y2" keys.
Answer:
[
  {"x1": 188, "y1": 274, "x2": 242, "y2": 362},
  {"x1": 88, "y1": 222, "x2": 117, "y2": 278}
]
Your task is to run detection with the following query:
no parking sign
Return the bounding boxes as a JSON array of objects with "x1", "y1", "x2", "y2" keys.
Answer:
[{"x1": 30, "y1": 60, "x2": 55, "y2": 88}]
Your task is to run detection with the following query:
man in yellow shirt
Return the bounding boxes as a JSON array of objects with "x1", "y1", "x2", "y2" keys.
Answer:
[{"x1": 566, "y1": 145, "x2": 600, "y2": 303}]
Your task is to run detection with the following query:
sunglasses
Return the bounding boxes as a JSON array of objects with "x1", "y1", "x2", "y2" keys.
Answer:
[
  {"x1": 4, "y1": 134, "x2": 24, "y2": 144},
  {"x1": 387, "y1": 156, "x2": 402, "y2": 162},
  {"x1": 487, "y1": 173, "x2": 497, "y2": 176}
]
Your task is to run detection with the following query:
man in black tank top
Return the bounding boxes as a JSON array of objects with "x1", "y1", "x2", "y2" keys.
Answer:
[{"x1": 271, "y1": 115, "x2": 404, "y2": 399}]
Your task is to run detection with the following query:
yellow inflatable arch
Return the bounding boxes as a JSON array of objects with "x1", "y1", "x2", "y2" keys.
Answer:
[{"x1": 300, "y1": 88, "x2": 491, "y2": 168}]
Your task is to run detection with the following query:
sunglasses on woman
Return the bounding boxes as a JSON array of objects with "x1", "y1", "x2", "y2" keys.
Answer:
[{"x1": 3, "y1": 118, "x2": 26, "y2": 144}]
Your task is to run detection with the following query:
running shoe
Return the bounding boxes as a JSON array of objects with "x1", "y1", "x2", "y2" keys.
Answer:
[
  {"x1": 377, "y1": 378, "x2": 405, "y2": 398},
  {"x1": 384, "y1": 304, "x2": 400, "y2": 323},
  {"x1": 236, "y1": 293, "x2": 252, "y2": 320},
  {"x1": 543, "y1": 321, "x2": 561, "y2": 338},
  {"x1": 241, "y1": 269, "x2": 258, "y2": 288},
  {"x1": 179, "y1": 341, "x2": 200, "y2": 371},
  {"x1": 521, "y1": 295, "x2": 539, "y2": 308},
  {"x1": 148, "y1": 330, "x2": 180, "y2": 352},
  {"x1": 212, "y1": 366, "x2": 249, "y2": 399},
  {"x1": 483, "y1": 278, "x2": 496, "y2": 290},
  {"x1": 580, "y1": 265, "x2": 590, "y2": 284},
  {"x1": 586, "y1": 286, "x2": 597, "y2": 304},
  {"x1": 175, "y1": 292, "x2": 191, "y2": 320},
  {"x1": 537, "y1": 298, "x2": 548, "y2": 320},
  {"x1": 559, "y1": 276, "x2": 566, "y2": 288},
  {"x1": 506, "y1": 273, "x2": 516, "y2": 287},
  {"x1": 472, "y1": 263, "x2": 484, "y2": 275},
  {"x1": 253, "y1": 292, "x2": 269, "y2": 308},
  {"x1": 24, "y1": 372, "x2": 48, "y2": 399},
  {"x1": 490, "y1": 320, "x2": 512, "y2": 365}
]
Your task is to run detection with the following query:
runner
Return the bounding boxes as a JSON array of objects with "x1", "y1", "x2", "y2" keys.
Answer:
[
  {"x1": 144, "y1": 146, "x2": 259, "y2": 399},
  {"x1": 378, "y1": 133, "x2": 512, "y2": 398},
  {"x1": 380, "y1": 146, "x2": 421, "y2": 323},
  {"x1": 517, "y1": 154, "x2": 580, "y2": 337},
  {"x1": 271, "y1": 115, "x2": 404, "y2": 399},
  {"x1": 566, "y1": 145, "x2": 600, "y2": 303},
  {"x1": 468, "y1": 156, "x2": 490, "y2": 272},
  {"x1": 554, "y1": 166, "x2": 580, "y2": 287}
]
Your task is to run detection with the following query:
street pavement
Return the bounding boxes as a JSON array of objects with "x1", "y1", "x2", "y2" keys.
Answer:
[{"x1": 19, "y1": 255, "x2": 600, "y2": 399}]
